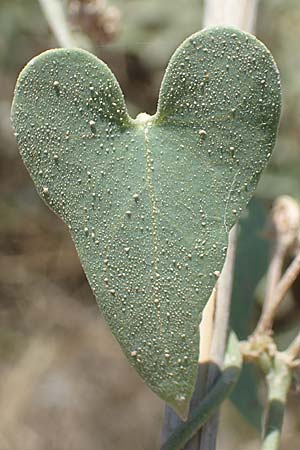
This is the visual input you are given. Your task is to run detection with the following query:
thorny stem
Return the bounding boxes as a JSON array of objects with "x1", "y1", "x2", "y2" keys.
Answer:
[
  {"x1": 261, "y1": 357, "x2": 292, "y2": 450},
  {"x1": 255, "y1": 251, "x2": 300, "y2": 335},
  {"x1": 38, "y1": 0, "x2": 76, "y2": 48}
]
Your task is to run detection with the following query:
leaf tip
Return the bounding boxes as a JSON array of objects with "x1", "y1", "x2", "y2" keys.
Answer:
[{"x1": 169, "y1": 394, "x2": 191, "y2": 421}]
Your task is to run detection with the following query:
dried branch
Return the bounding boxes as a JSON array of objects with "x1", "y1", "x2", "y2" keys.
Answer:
[
  {"x1": 287, "y1": 331, "x2": 300, "y2": 361},
  {"x1": 264, "y1": 241, "x2": 286, "y2": 312},
  {"x1": 257, "y1": 196, "x2": 300, "y2": 333},
  {"x1": 38, "y1": 0, "x2": 76, "y2": 48},
  {"x1": 255, "y1": 251, "x2": 300, "y2": 335},
  {"x1": 203, "y1": 0, "x2": 259, "y2": 32},
  {"x1": 199, "y1": 225, "x2": 238, "y2": 450}
]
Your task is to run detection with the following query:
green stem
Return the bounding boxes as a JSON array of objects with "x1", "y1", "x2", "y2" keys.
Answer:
[
  {"x1": 161, "y1": 332, "x2": 242, "y2": 450},
  {"x1": 261, "y1": 357, "x2": 292, "y2": 450}
]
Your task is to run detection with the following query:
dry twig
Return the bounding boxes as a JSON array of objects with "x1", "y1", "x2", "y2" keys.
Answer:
[
  {"x1": 38, "y1": 0, "x2": 76, "y2": 48},
  {"x1": 255, "y1": 251, "x2": 300, "y2": 335}
]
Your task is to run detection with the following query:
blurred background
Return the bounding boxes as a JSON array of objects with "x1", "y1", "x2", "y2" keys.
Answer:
[{"x1": 1, "y1": 0, "x2": 300, "y2": 449}]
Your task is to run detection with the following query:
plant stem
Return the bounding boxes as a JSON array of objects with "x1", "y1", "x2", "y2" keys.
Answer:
[
  {"x1": 161, "y1": 369, "x2": 238, "y2": 450},
  {"x1": 287, "y1": 331, "x2": 300, "y2": 360},
  {"x1": 38, "y1": 0, "x2": 76, "y2": 48},
  {"x1": 255, "y1": 251, "x2": 300, "y2": 334},
  {"x1": 261, "y1": 357, "x2": 291, "y2": 450},
  {"x1": 199, "y1": 225, "x2": 237, "y2": 450},
  {"x1": 264, "y1": 241, "x2": 286, "y2": 313},
  {"x1": 161, "y1": 333, "x2": 242, "y2": 450},
  {"x1": 263, "y1": 195, "x2": 300, "y2": 312},
  {"x1": 160, "y1": 288, "x2": 217, "y2": 450},
  {"x1": 203, "y1": 0, "x2": 259, "y2": 32},
  {"x1": 197, "y1": 2, "x2": 259, "y2": 449}
]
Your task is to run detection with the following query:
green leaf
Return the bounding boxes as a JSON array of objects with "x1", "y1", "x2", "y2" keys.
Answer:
[
  {"x1": 230, "y1": 198, "x2": 270, "y2": 430},
  {"x1": 11, "y1": 27, "x2": 281, "y2": 417},
  {"x1": 231, "y1": 198, "x2": 270, "y2": 340}
]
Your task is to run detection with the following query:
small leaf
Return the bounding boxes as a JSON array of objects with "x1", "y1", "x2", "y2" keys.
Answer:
[{"x1": 11, "y1": 27, "x2": 281, "y2": 416}]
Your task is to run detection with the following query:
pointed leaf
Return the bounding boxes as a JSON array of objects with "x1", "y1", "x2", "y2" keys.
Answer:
[{"x1": 11, "y1": 27, "x2": 281, "y2": 416}]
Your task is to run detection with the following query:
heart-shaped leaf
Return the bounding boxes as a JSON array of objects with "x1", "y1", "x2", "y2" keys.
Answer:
[{"x1": 11, "y1": 27, "x2": 281, "y2": 417}]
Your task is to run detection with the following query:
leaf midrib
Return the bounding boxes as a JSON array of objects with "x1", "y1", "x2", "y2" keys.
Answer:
[{"x1": 142, "y1": 120, "x2": 165, "y2": 339}]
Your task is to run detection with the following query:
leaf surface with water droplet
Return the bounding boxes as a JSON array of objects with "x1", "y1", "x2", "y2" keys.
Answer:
[{"x1": 11, "y1": 27, "x2": 281, "y2": 417}]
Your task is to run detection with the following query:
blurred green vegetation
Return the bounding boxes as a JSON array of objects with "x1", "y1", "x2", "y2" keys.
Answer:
[{"x1": 1, "y1": 0, "x2": 300, "y2": 449}]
